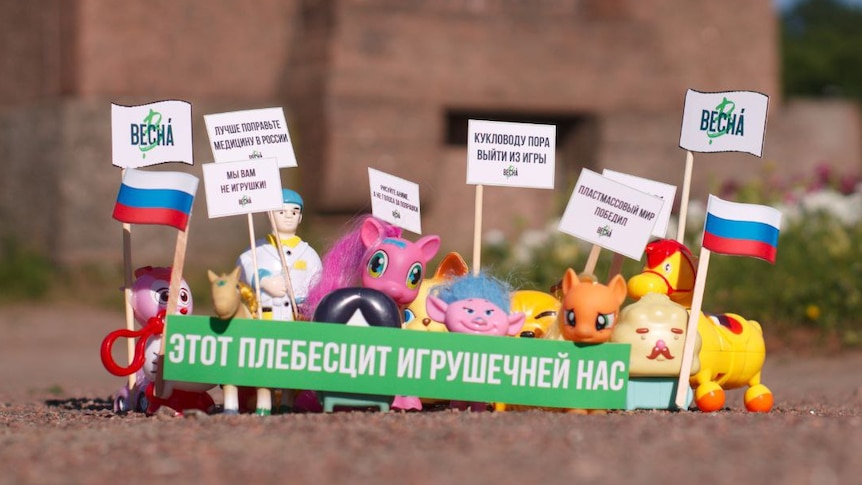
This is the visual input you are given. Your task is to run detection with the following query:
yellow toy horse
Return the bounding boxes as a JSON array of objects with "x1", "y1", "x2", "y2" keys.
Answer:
[
  {"x1": 627, "y1": 239, "x2": 773, "y2": 412},
  {"x1": 208, "y1": 267, "x2": 273, "y2": 415}
]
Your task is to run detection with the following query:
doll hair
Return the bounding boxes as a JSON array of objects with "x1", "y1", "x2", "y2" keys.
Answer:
[
  {"x1": 429, "y1": 272, "x2": 513, "y2": 312},
  {"x1": 300, "y1": 214, "x2": 402, "y2": 320}
]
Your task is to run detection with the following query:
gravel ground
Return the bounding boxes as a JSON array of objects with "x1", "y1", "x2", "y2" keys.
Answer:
[{"x1": 1, "y1": 303, "x2": 861, "y2": 485}]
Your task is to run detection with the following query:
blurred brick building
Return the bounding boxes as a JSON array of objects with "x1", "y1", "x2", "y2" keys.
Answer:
[{"x1": 1, "y1": 0, "x2": 859, "y2": 270}]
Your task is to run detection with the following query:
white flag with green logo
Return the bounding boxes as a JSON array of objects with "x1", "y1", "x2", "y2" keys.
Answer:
[{"x1": 679, "y1": 89, "x2": 769, "y2": 157}]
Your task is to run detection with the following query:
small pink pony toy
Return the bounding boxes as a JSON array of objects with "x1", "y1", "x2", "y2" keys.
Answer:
[
  {"x1": 297, "y1": 215, "x2": 440, "y2": 412},
  {"x1": 301, "y1": 215, "x2": 441, "y2": 319},
  {"x1": 101, "y1": 266, "x2": 215, "y2": 415}
]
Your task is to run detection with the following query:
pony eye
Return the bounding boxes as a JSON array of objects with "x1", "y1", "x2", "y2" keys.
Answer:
[
  {"x1": 596, "y1": 313, "x2": 615, "y2": 331},
  {"x1": 405, "y1": 263, "x2": 423, "y2": 289},
  {"x1": 404, "y1": 308, "x2": 416, "y2": 323},
  {"x1": 565, "y1": 309, "x2": 575, "y2": 327},
  {"x1": 367, "y1": 250, "x2": 389, "y2": 278}
]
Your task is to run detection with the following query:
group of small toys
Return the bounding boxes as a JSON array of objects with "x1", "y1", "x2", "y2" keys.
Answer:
[
  {"x1": 102, "y1": 190, "x2": 771, "y2": 416},
  {"x1": 103, "y1": 91, "x2": 779, "y2": 416}
]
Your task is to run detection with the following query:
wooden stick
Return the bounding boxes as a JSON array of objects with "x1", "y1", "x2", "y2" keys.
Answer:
[
  {"x1": 472, "y1": 184, "x2": 484, "y2": 276},
  {"x1": 267, "y1": 210, "x2": 297, "y2": 320},
  {"x1": 155, "y1": 227, "x2": 190, "y2": 397},
  {"x1": 676, "y1": 151, "x2": 694, "y2": 243},
  {"x1": 607, "y1": 252, "x2": 625, "y2": 282},
  {"x1": 122, "y1": 222, "x2": 136, "y2": 390},
  {"x1": 674, "y1": 247, "x2": 711, "y2": 409},
  {"x1": 247, "y1": 213, "x2": 263, "y2": 319},
  {"x1": 583, "y1": 244, "x2": 602, "y2": 275}
]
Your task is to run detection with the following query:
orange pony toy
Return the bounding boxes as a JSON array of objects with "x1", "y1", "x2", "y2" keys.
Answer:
[{"x1": 550, "y1": 268, "x2": 627, "y2": 344}]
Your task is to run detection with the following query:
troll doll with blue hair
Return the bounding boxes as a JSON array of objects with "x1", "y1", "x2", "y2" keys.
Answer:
[{"x1": 426, "y1": 273, "x2": 525, "y2": 337}]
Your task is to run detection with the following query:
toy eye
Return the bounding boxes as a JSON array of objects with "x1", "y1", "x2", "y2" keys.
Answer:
[
  {"x1": 156, "y1": 287, "x2": 169, "y2": 305},
  {"x1": 405, "y1": 262, "x2": 423, "y2": 289},
  {"x1": 484, "y1": 309, "x2": 494, "y2": 317},
  {"x1": 596, "y1": 313, "x2": 615, "y2": 331},
  {"x1": 367, "y1": 250, "x2": 388, "y2": 278},
  {"x1": 179, "y1": 289, "x2": 191, "y2": 303},
  {"x1": 565, "y1": 309, "x2": 575, "y2": 327},
  {"x1": 535, "y1": 310, "x2": 557, "y2": 320},
  {"x1": 664, "y1": 263, "x2": 672, "y2": 274},
  {"x1": 404, "y1": 308, "x2": 416, "y2": 323},
  {"x1": 464, "y1": 307, "x2": 475, "y2": 315}
]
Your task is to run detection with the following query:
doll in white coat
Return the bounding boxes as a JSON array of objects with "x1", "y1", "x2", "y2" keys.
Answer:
[{"x1": 237, "y1": 189, "x2": 322, "y2": 320}]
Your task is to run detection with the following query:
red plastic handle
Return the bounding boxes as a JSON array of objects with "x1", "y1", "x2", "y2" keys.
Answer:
[{"x1": 100, "y1": 311, "x2": 165, "y2": 377}]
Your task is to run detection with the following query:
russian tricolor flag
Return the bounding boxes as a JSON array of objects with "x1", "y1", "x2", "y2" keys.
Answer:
[
  {"x1": 702, "y1": 195, "x2": 781, "y2": 264},
  {"x1": 113, "y1": 168, "x2": 199, "y2": 231}
]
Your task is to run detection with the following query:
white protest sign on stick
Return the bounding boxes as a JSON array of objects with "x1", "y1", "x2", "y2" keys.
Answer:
[
  {"x1": 202, "y1": 158, "x2": 283, "y2": 219},
  {"x1": 466, "y1": 119, "x2": 556, "y2": 274},
  {"x1": 112, "y1": 100, "x2": 194, "y2": 168},
  {"x1": 111, "y1": 99, "x2": 194, "y2": 389},
  {"x1": 602, "y1": 169, "x2": 676, "y2": 239},
  {"x1": 601, "y1": 169, "x2": 676, "y2": 280},
  {"x1": 558, "y1": 168, "x2": 664, "y2": 262},
  {"x1": 204, "y1": 107, "x2": 301, "y2": 320},
  {"x1": 676, "y1": 89, "x2": 769, "y2": 242},
  {"x1": 368, "y1": 168, "x2": 423, "y2": 235},
  {"x1": 204, "y1": 107, "x2": 297, "y2": 167}
]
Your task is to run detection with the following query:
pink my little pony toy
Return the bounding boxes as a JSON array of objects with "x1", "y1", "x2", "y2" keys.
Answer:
[
  {"x1": 296, "y1": 215, "x2": 440, "y2": 412},
  {"x1": 301, "y1": 214, "x2": 441, "y2": 319}
]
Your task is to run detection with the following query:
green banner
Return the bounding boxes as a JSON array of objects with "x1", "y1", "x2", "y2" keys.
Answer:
[{"x1": 163, "y1": 315, "x2": 631, "y2": 409}]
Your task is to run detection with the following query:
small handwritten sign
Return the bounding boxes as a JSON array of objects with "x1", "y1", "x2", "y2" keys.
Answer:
[
  {"x1": 558, "y1": 169, "x2": 664, "y2": 260},
  {"x1": 204, "y1": 107, "x2": 297, "y2": 167},
  {"x1": 602, "y1": 169, "x2": 676, "y2": 239},
  {"x1": 201, "y1": 158, "x2": 283, "y2": 218},
  {"x1": 368, "y1": 168, "x2": 423, "y2": 234},
  {"x1": 466, "y1": 119, "x2": 556, "y2": 189}
]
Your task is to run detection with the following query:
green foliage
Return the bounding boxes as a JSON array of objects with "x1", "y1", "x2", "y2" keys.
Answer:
[
  {"x1": 482, "y1": 176, "x2": 862, "y2": 348},
  {"x1": 705, "y1": 211, "x2": 862, "y2": 347},
  {"x1": 782, "y1": 0, "x2": 862, "y2": 100},
  {"x1": 0, "y1": 237, "x2": 55, "y2": 300}
]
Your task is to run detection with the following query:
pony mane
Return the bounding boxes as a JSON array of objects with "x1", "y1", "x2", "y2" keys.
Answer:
[
  {"x1": 300, "y1": 214, "x2": 402, "y2": 319},
  {"x1": 237, "y1": 281, "x2": 259, "y2": 316},
  {"x1": 430, "y1": 273, "x2": 513, "y2": 312},
  {"x1": 645, "y1": 239, "x2": 694, "y2": 270}
]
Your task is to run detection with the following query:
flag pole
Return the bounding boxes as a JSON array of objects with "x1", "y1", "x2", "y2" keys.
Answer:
[
  {"x1": 674, "y1": 246, "x2": 711, "y2": 409},
  {"x1": 119, "y1": 167, "x2": 137, "y2": 391},
  {"x1": 676, "y1": 151, "x2": 694, "y2": 243},
  {"x1": 155, "y1": 225, "x2": 191, "y2": 398},
  {"x1": 471, "y1": 184, "x2": 484, "y2": 276},
  {"x1": 267, "y1": 210, "x2": 297, "y2": 320},
  {"x1": 121, "y1": 221, "x2": 136, "y2": 390},
  {"x1": 247, "y1": 213, "x2": 263, "y2": 319}
]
